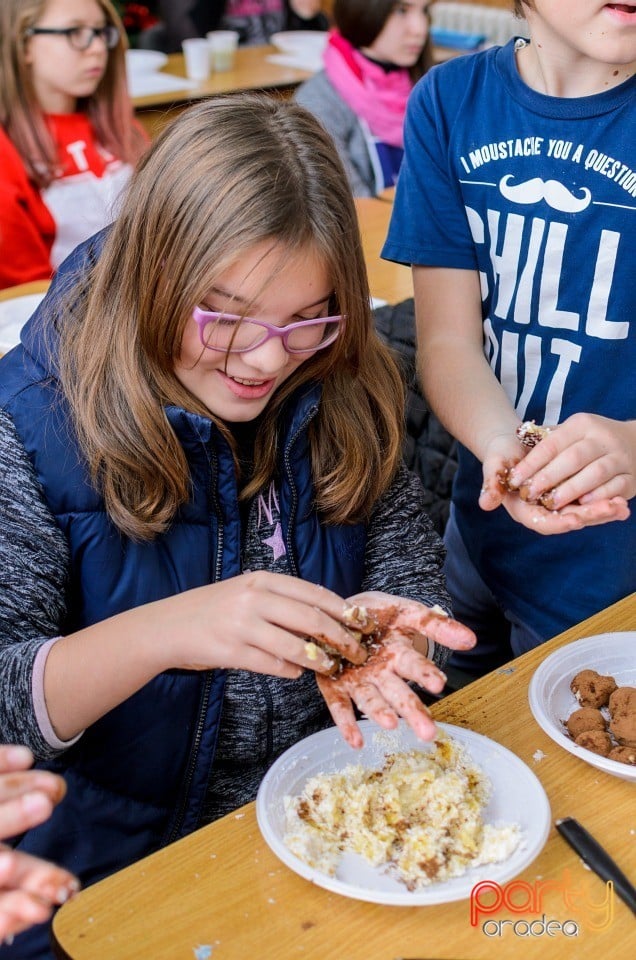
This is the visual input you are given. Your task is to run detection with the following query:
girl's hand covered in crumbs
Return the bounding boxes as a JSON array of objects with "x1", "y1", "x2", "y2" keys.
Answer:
[
  {"x1": 479, "y1": 418, "x2": 632, "y2": 535},
  {"x1": 316, "y1": 592, "x2": 476, "y2": 748},
  {"x1": 0, "y1": 746, "x2": 78, "y2": 941}
]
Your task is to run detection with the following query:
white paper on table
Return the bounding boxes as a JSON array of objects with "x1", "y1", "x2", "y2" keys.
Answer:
[
  {"x1": 265, "y1": 53, "x2": 320, "y2": 73},
  {"x1": 0, "y1": 293, "x2": 46, "y2": 353},
  {"x1": 127, "y1": 73, "x2": 198, "y2": 98}
]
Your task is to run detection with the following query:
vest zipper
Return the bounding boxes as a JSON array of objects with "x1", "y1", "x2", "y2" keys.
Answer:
[
  {"x1": 165, "y1": 446, "x2": 225, "y2": 844},
  {"x1": 283, "y1": 403, "x2": 319, "y2": 577}
]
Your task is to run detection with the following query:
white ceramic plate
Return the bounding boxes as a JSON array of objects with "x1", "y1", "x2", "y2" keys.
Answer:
[
  {"x1": 256, "y1": 720, "x2": 551, "y2": 906},
  {"x1": 528, "y1": 632, "x2": 636, "y2": 783},
  {"x1": 270, "y1": 30, "x2": 328, "y2": 55},
  {"x1": 125, "y1": 49, "x2": 168, "y2": 76}
]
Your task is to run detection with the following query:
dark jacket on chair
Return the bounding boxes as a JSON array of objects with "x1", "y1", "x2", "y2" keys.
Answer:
[{"x1": 374, "y1": 298, "x2": 458, "y2": 536}]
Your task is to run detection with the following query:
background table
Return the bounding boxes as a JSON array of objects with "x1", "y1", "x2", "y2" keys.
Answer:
[
  {"x1": 53, "y1": 593, "x2": 636, "y2": 960},
  {"x1": 354, "y1": 197, "x2": 412, "y2": 305},
  {"x1": 133, "y1": 46, "x2": 312, "y2": 138},
  {"x1": 0, "y1": 280, "x2": 50, "y2": 358}
]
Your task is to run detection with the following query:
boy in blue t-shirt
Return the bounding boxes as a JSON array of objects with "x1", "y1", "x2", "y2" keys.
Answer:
[{"x1": 383, "y1": 0, "x2": 636, "y2": 673}]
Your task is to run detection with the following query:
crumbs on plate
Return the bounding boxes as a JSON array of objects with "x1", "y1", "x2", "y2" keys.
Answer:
[{"x1": 283, "y1": 734, "x2": 521, "y2": 890}]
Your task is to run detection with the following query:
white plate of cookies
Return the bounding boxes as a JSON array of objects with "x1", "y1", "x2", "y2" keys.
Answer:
[{"x1": 528, "y1": 632, "x2": 636, "y2": 782}]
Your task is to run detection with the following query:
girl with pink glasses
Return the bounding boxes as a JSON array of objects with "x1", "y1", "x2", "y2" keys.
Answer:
[{"x1": 0, "y1": 94, "x2": 474, "y2": 958}]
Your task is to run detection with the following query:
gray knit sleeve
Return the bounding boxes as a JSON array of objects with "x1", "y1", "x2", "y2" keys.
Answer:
[
  {"x1": 0, "y1": 408, "x2": 70, "y2": 758},
  {"x1": 360, "y1": 462, "x2": 453, "y2": 668},
  {"x1": 295, "y1": 72, "x2": 375, "y2": 198}
]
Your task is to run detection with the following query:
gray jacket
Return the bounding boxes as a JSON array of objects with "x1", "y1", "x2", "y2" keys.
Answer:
[{"x1": 295, "y1": 70, "x2": 377, "y2": 197}]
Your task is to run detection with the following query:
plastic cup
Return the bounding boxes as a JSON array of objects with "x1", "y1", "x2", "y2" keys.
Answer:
[
  {"x1": 206, "y1": 30, "x2": 239, "y2": 72},
  {"x1": 182, "y1": 38, "x2": 210, "y2": 81}
]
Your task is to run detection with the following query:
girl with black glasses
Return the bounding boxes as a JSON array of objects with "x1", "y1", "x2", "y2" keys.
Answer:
[{"x1": 0, "y1": 0, "x2": 147, "y2": 290}]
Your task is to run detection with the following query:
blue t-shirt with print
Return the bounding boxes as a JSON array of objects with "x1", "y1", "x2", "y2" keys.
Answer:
[{"x1": 383, "y1": 40, "x2": 636, "y2": 642}]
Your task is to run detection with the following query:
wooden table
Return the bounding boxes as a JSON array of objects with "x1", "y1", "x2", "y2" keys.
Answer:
[
  {"x1": 52, "y1": 593, "x2": 636, "y2": 960},
  {"x1": 0, "y1": 280, "x2": 50, "y2": 358},
  {"x1": 355, "y1": 197, "x2": 412, "y2": 305},
  {"x1": 0, "y1": 280, "x2": 50, "y2": 303},
  {"x1": 133, "y1": 46, "x2": 312, "y2": 138}
]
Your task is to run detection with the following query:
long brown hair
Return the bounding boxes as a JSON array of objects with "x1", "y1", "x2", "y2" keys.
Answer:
[
  {"x1": 333, "y1": 0, "x2": 433, "y2": 81},
  {"x1": 58, "y1": 95, "x2": 405, "y2": 541},
  {"x1": 0, "y1": 0, "x2": 146, "y2": 188}
]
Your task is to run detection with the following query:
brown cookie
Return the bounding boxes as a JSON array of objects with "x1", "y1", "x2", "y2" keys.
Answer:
[
  {"x1": 608, "y1": 745, "x2": 636, "y2": 766},
  {"x1": 570, "y1": 670, "x2": 617, "y2": 709},
  {"x1": 566, "y1": 707, "x2": 606, "y2": 740},
  {"x1": 574, "y1": 730, "x2": 612, "y2": 757}
]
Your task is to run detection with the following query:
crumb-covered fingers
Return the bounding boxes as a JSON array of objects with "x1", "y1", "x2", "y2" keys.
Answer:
[
  {"x1": 508, "y1": 441, "x2": 616, "y2": 509},
  {"x1": 382, "y1": 644, "x2": 447, "y2": 693},
  {"x1": 558, "y1": 497, "x2": 630, "y2": 525},
  {"x1": 336, "y1": 679, "x2": 400, "y2": 731},
  {"x1": 490, "y1": 436, "x2": 629, "y2": 531},
  {"x1": 344, "y1": 592, "x2": 476, "y2": 654},
  {"x1": 0, "y1": 749, "x2": 68, "y2": 841},
  {"x1": 368, "y1": 672, "x2": 437, "y2": 741},
  {"x1": 0, "y1": 847, "x2": 78, "y2": 904},
  {"x1": 0, "y1": 746, "x2": 35, "y2": 775},
  {"x1": 304, "y1": 621, "x2": 369, "y2": 668},
  {"x1": 0, "y1": 888, "x2": 54, "y2": 941},
  {"x1": 492, "y1": 493, "x2": 626, "y2": 534},
  {"x1": 316, "y1": 629, "x2": 447, "y2": 747},
  {"x1": 398, "y1": 610, "x2": 476, "y2": 653},
  {"x1": 479, "y1": 441, "x2": 526, "y2": 511},
  {"x1": 315, "y1": 675, "x2": 364, "y2": 749},
  {"x1": 343, "y1": 673, "x2": 434, "y2": 737},
  {"x1": 0, "y1": 769, "x2": 66, "y2": 809},
  {"x1": 0, "y1": 792, "x2": 57, "y2": 841},
  {"x1": 318, "y1": 668, "x2": 437, "y2": 747},
  {"x1": 507, "y1": 414, "x2": 636, "y2": 505},
  {"x1": 0, "y1": 846, "x2": 79, "y2": 940}
]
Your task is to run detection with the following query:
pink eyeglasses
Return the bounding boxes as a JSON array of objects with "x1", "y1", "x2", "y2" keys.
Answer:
[{"x1": 192, "y1": 307, "x2": 344, "y2": 355}]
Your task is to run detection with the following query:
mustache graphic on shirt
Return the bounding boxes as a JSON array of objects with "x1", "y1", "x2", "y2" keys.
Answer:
[{"x1": 499, "y1": 174, "x2": 592, "y2": 213}]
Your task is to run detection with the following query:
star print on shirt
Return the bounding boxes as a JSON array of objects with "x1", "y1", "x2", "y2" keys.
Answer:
[
  {"x1": 256, "y1": 484, "x2": 287, "y2": 561},
  {"x1": 263, "y1": 521, "x2": 286, "y2": 561}
]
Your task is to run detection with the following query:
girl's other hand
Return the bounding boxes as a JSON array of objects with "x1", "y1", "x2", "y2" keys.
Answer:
[
  {"x1": 0, "y1": 746, "x2": 79, "y2": 941},
  {"x1": 0, "y1": 746, "x2": 67, "y2": 839},
  {"x1": 165, "y1": 571, "x2": 368, "y2": 678},
  {"x1": 316, "y1": 592, "x2": 476, "y2": 749},
  {"x1": 479, "y1": 418, "x2": 632, "y2": 534},
  {"x1": 0, "y1": 845, "x2": 79, "y2": 942},
  {"x1": 506, "y1": 414, "x2": 635, "y2": 510}
]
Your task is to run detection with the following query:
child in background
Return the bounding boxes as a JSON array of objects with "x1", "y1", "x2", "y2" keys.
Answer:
[
  {"x1": 383, "y1": 0, "x2": 636, "y2": 674},
  {"x1": 0, "y1": 746, "x2": 77, "y2": 943},
  {"x1": 220, "y1": 0, "x2": 327, "y2": 45},
  {"x1": 0, "y1": 94, "x2": 475, "y2": 958},
  {"x1": 296, "y1": 0, "x2": 432, "y2": 197},
  {"x1": 147, "y1": 1, "x2": 328, "y2": 51},
  {"x1": 0, "y1": 0, "x2": 147, "y2": 290}
]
